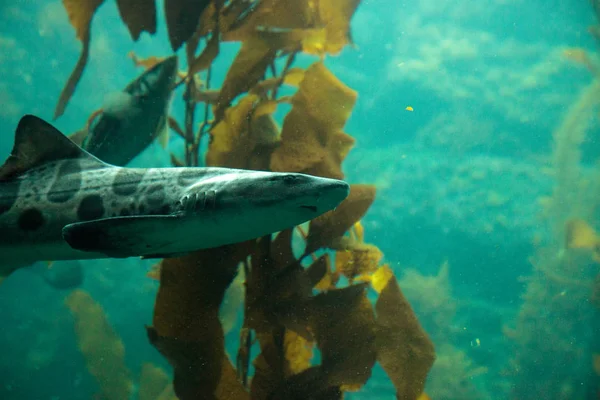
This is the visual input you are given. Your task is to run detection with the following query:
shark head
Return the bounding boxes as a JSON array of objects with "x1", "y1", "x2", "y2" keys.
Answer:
[
  {"x1": 180, "y1": 170, "x2": 350, "y2": 243},
  {"x1": 125, "y1": 55, "x2": 178, "y2": 106},
  {"x1": 216, "y1": 171, "x2": 349, "y2": 216}
]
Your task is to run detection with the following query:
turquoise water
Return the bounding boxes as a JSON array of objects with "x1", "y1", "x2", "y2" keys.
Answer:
[{"x1": 0, "y1": 1, "x2": 599, "y2": 399}]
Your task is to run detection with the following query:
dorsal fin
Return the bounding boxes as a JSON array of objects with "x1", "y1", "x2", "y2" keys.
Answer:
[{"x1": 0, "y1": 115, "x2": 109, "y2": 180}]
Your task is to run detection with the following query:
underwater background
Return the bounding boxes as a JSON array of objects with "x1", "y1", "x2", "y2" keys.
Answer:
[{"x1": 0, "y1": 0, "x2": 599, "y2": 399}]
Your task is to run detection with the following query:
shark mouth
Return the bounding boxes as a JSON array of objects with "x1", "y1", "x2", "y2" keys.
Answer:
[{"x1": 300, "y1": 205, "x2": 318, "y2": 213}]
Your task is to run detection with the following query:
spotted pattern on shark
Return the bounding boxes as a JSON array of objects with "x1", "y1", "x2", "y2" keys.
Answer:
[
  {"x1": 146, "y1": 184, "x2": 165, "y2": 207},
  {"x1": 112, "y1": 168, "x2": 146, "y2": 196},
  {"x1": 175, "y1": 168, "x2": 229, "y2": 187},
  {"x1": 77, "y1": 194, "x2": 105, "y2": 221},
  {"x1": 16, "y1": 165, "x2": 52, "y2": 204},
  {"x1": 0, "y1": 179, "x2": 21, "y2": 215},
  {"x1": 177, "y1": 169, "x2": 199, "y2": 187},
  {"x1": 18, "y1": 208, "x2": 45, "y2": 231},
  {"x1": 47, "y1": 159, "x2": 82, "y2": 203},
  {"x1": 96, "y1": 169, "x2": 180, "y2": 218}
]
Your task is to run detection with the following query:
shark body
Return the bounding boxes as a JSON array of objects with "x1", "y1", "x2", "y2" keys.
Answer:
[
  {"x1": 0, "y1": 115, "x2": 349, "y2": 279},
  {"x1": 75, "y1": 56, "x2": 178, "y2": 166}
]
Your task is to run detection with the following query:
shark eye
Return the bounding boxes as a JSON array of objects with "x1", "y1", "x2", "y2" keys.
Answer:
[
  {"x1": 270, "y1": 175, "x2": 302, "y2": 184},
  {"x1": 283, "y1": 175, "x2": 300, "y2": 184},
  {"x1": 138, "y1": 77, "x2": 151, "y2": 95}
]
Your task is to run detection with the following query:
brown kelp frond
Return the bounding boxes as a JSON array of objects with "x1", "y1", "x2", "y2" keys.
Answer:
[
  {"x1": 164, "y1": 0, "x2": 212, "y2": 52},
  {"x1": 128, "y1": 51, "x2": 168, "y2": 71},
  {"x1": 374, "y1": 266, "x2": 436, "y2": 400},
  {"x1": 149, "y1": 242, "x2": 253, "y2": 399},
  {"x1": 309, "y1": 284, "x2": 377, "y2": 390},
  {"x1": 220, "y1": 0, "x2": 360, "y2": 55},
  {"x1": 188, "y1": 34, "x2": 220, "y2": 76},
  {"x1": 65, "y1": 289, "x2": 134, "y2": 400},
  {"x1": 54, "y1": 0, "x2": 104, "y2": 120},
  {"x1": 138, "y1": 363, "x2": 172, "y2": 400},
  {"x1": 206, "y1": 93, "x2": 280, "y2": 170},
  {"x1": 304, "y1": 184, "x2": 376, "y2": 256},
  {"x1": 213, "y1": 37, "x2": 278, "y2": 122},
  {"x1": 56, "y1": 0, "x2": 162, "y2": 118},
  {"x1": 335, "y1": 241, "x2": 383, "y2": 282},
  {"x1": 116, "y1": 0, "x2": 157, "y2": 41},
  {"x1": 270, "y1": 62, "x2": 357, "y2": 179},
  {"x1": 248, "y1": 283, "x2": 376, "y2": 399}
]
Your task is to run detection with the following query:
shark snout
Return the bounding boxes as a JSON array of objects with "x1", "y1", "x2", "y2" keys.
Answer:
[
  {"x1": 301, "y1": 176, "x2": 350, "y2": 215},
  {"x1": 162, "y1": 55, "x2": 178, "y2": 71},
  {"x1": 160, "y1": 56, "x2": 178, "y2": 81},
  {"x1": 146, "y1": 55, "x2": 178, "y2": 93}
]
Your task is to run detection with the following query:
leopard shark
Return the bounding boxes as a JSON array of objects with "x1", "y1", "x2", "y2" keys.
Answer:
[
  {"x1": 71, "y1": 55, "x2": 178, "y2": 166},
  {"x1": 0, "y1": 115, "x2": 350, "y2": 280}
]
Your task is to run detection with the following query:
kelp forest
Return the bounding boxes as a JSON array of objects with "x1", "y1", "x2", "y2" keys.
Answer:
[{"x1": 54, "y1": 1, "x2": 436, "y2": 399}]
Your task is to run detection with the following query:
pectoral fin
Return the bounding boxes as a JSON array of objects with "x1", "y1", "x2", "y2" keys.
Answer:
[
  {"x1": 156, "y1": 115, "x2": 170, "y2": 149},
  {"x1": 62, "y1": 215, "x2": 182, "y2": 258}
]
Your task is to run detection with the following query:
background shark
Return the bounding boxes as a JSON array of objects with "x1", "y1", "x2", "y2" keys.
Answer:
[
  {"x1": 0, "y1": 115, "x2": 349, "y2": 281},
  {"x1": 70, "y1": 56, "x2": 178, "y2": 167}
]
